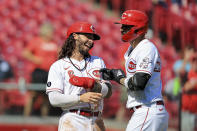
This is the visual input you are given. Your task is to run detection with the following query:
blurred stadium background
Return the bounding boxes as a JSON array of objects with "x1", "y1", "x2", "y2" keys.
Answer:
[{"x1": 0, "y1": 0, "x2": 197, "y2": 131}]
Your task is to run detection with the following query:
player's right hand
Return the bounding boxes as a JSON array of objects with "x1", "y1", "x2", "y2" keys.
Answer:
[
  {"x1": 100, "y1": 68, "x2": 126, "y2": 83},
  {"x1": 79, "y1": 92, "x2": 102, "y2": 104},
  {"x1": 99, "y1": 68, "x2": 112, "y2": 80}
]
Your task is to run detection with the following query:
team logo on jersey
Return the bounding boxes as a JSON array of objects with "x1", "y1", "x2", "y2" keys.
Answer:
[
  {"x1": 87, "y1": 68, "x2": 101, "y2": 80},
  {"x1": 139, "y1": 57, "x2": 152, "y2": 69},
  {"x1": 92, "y1": 70, "x2": 100, "y2": 77},
  {"x1": 127, "y1": 59, "x2": 136, "y2": 73},
  {"x1": 68, "y1": 70, "x2": 74, "y2": 77}
]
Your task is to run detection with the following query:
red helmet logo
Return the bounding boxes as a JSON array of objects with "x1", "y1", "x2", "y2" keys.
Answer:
[
  {"x1": 121, "y1": 12, "x2": 128, "y2": 20},
  {"x1": 90, "y1": 25, "x2": 95, "y2": 32}
]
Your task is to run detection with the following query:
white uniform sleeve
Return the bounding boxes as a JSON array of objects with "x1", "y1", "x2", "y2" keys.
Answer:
[
  {"x1": 46, "y1": 63, "x2": 64, "y2": 94},
  {"x1": 135, "y1": 44, "x2": 158, "y2": 75},
  {"x1": 48, "y1": 91, "x2": 80, "y2": 108}
]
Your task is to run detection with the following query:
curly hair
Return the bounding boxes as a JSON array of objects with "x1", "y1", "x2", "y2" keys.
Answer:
[
  {"x1": 58, "y1": 34, "x2": 91, "y2": 60},
  {"x1": 58, "y1": 35, "x2": 76, "y2": 59}
]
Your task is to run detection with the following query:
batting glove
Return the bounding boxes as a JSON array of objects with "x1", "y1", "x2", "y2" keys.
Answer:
[{"x1": 100, "y1": 68, "x2": 126, "y2": 84}]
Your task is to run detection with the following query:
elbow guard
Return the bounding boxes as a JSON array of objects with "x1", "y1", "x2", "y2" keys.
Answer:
[{"x1": 128, "y1": 72, "x2": 151, "y2": 91}]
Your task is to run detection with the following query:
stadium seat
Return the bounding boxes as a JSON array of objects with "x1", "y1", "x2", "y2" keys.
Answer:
[
  {"x1": 10, "y1": 10, "x2": 22, "y2": 22},
  {"x1": 35, "y1": 12, "x2": 48, "y2": 24},
  {"x1": 60, "y1": 14, "x2": 74, "y2": 26},
  {"x1": 31, "y1": 0, "x2": 45, "y2": 11},
  {"x1": 6, "y1": 0, "x2": 19, "y2": 10},
  {"x1": 1, "y1": 90, "x2": 30, "y2": 110},
  {"x1": 19, "y1": 0, "x2": 33, "y2": 6},
  {"x1": 125, "y1": 0, "x2": 152, "y2": 12},
  {"x1": 0, "y1": 6, "x2": 11, "y2": 17},
  {"x1": 56, "y1": 1, "x2": 70, "y2": 12},
  {"x1": 0, "y1": 90, "x2": 9, "y2": 113}
]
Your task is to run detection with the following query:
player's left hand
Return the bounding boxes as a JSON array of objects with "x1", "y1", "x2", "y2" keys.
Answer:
[
  {"x1": 79, "y1": 92, "x2": 102, "y2": 104},
  {"x1": 69, "y1": 76, "x2": 95, "y2": 89}
]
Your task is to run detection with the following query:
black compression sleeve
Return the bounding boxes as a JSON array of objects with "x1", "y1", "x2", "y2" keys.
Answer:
[{"x1": 128, "y1": 72, "x2": 151, "y2": 91}]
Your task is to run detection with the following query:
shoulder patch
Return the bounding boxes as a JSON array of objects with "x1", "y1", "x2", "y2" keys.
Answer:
[
  {"x1": 47, "y1": 82, "x2": 51, "y2": 87},
  {"x1": 139, "y1": 57, "x2": 152, "y2": 69}
]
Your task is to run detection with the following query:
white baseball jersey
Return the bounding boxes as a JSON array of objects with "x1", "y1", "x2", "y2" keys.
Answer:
[
  {"x1": 124, "y1": 39, "x2": 163, "y2": 109},
  {"x1": 46, "y1": 56, "x2": 106, "y2": 112}
]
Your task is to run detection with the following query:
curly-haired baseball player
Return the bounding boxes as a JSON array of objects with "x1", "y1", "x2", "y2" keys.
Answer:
[
  {"x1": 100, "y1": 10, "x2": 169, "y2": 131},
  {"x1": 46, "y1": 22, "x2": 112, "y2": 131}
]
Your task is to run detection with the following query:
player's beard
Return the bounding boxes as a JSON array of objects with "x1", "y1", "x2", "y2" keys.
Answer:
[
  {"x1": 77, "y1": 38, "x2": 93, "y2": 56},
  {"x1": 78, "y1": 42, "x2": 93, "y2": 56},
  {"x1": 79, "y1": 47, "x2": 89, "y2": 56}
]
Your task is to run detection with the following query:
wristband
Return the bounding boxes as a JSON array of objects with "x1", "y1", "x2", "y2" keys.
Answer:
[
  {"x1": 124, "y1": 77, "x2": 130, "y2": 89},
  {"x1": 100, "y1": 83, "x2": 109, "y2": 97}
]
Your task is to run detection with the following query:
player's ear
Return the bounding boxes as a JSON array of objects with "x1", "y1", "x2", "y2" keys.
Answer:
[{"x1": 72, "y1": 33, "x2": 78, "y2": 40}]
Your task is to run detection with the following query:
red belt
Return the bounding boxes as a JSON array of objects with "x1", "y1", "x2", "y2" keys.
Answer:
[
  {"x1": 69, "y1": 109, "x2": 100, "y2": 117},
  {"x1": 130, "y1": 101, "x2": 164, "y2": 113}
]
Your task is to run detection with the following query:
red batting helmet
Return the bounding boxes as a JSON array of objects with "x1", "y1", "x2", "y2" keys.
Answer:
[
  {"x1": 66, "y1": 22, "x2": 100, "y2": 40},
  {"x1": 115, "y1": 10, "x2": 148, "y2": 42}
]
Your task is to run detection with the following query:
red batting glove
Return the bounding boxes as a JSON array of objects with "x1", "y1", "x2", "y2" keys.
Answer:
[{"x1": 69, "y1": 76, "x2": 95, "y2": 89}]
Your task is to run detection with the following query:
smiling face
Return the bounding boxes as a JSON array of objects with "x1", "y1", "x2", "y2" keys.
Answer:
[{"x1": 73, "y1": 33, "x2": 94, "y2": 56}]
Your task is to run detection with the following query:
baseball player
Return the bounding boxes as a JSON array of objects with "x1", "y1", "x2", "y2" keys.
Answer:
[
  {"x1": 100, "y1": 10, "x2": 169, "y2": 131},
  {"x1": 46, "y1": 22, "x2": 112, "y2": 131}
]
